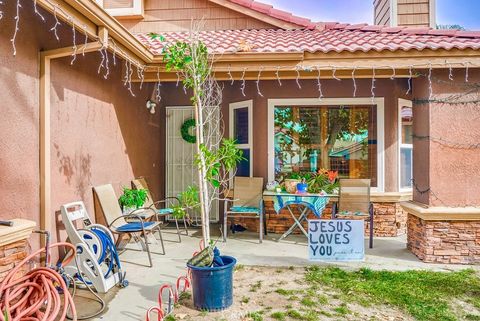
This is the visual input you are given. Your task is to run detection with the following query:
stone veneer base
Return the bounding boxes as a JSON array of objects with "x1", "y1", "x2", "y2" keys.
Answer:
[
  {"x1": 407, "y1": 214, "x2": 480, "y2": 264},
  {"x1": 231, "y1": 201, "x2": 407, "y2": 237}
]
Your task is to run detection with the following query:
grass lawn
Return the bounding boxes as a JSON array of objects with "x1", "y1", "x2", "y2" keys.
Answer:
[{"x1": 167, "y1": 266, "x2": 480, "y2": 321}]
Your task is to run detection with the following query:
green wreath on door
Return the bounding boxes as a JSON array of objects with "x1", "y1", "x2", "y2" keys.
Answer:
[{"x1": 181, "y1": 118, "x2": 196, "y2": 144}]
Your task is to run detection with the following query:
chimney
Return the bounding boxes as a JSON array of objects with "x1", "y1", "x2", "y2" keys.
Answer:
[{"x1": 374, "y1": 0, "x2": 436, "y2": 28}]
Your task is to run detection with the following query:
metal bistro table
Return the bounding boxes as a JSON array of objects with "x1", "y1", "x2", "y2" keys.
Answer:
[{"x1": 263, "y1": 191, "x2": 332, "y2": 241}]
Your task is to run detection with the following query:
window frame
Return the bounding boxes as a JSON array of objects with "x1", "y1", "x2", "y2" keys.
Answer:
[
  {"x1": 398, "y1": 98, "x2": 413, "y2": 192},
  {"x1": 96, "y1": 0, "x2": 144, "y2": 18},
  {"x1": 229, "y1": 100, "x2": 253, "y2": 177},
  {"x1": 267, "y1": 98, "x2": 385, "y2": 192}
]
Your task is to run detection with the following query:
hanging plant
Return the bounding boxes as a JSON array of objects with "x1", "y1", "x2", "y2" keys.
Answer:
[{"x1": 181, "y1": 118, "x2": 196, "y2": 144}]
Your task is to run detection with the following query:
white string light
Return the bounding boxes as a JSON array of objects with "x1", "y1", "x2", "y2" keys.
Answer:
[
  {"x1": 70, "y1": 20, "x2": 77, "y2": 65},
  {"x1": 0, "y1": 1, "x2": 3, "y2": 20},
  {"x1": 176, "y1": 72, "x2": 180, "y2": 87},
  {"x1": 240, "y1": 68, "x2": 246, "y2": 97},
  {"x1": 33, "y1": 0, "x2": 45, "y2": 21},
  {"x1": 371, "y1": 66, "x2": 376, "y2": 104},
  {"x1": 428, "y1": 63, "x2": 433, "y2": 100},
  {"x1": 316, "y1": 67, "x2": 323, "y2": 100},
  {"x1": 127, "y1": 60, "x2": 135, "y2": 96},
  {"x1": 256, "y1": 67, "x2": 264, "y2": 97},
  {"x1": 352, "y1": 67, "x2": 357, "y2": 97},
  {"x1": 103, "y1": 47, "x2": 110, "y2": 79},
  {"x1": 295, "y1": 66, "x2": 302, "y2": 89},
  {"x1": 82, "y1": 25, "x2": 88, "y2": 56},
  {"x1": 112, "y1": 44, "x2": 117, "y2": 66},
  {"x1": 156, "y1": 67, "x2": 162, "y2": 103},
  {"x1": 464, "y1": 62, "x2": 469, "y2": 83},
  {"x1": 50, "y1": 6, "x2": 61, "y2": 41},
  {"x1": 406, "y1": 65, "x2": 413, "y2": 95},
  {"x1": 98, "y1": 48, "x2": 106, "y2": 74},
  {"x1": 276, "y1": 66, "x2": 282, "y2": 86},
  {"x1": 448, "y1": 61, "x2": 454, "y2": 81},
  {"x1": 138, "y1": 66, "x2": 145, "y2": 90},
  {"x1": 390, "y1": 66, "x2": 396, "y2": 80},
  {"x1": 11, "y1": 0, "x2": 21, "y2": 56},
  {"x1": 332, "y1": 65, "x2": 341, "y2": 81},
  {"x1": 227, "y1": 65, "x2": 234, "y2": 85}
]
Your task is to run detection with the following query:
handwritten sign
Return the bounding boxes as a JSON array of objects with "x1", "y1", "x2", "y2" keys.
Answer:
[{"x1": 308, "y1": 220, "x2": 365, "y2": 261}]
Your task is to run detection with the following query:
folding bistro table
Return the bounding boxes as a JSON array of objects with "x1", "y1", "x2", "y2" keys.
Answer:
[{"x1": 263, "y1": 191, "x2": 331, "y2": 241}]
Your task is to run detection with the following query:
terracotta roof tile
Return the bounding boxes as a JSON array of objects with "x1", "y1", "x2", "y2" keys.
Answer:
[
  {"x1": 219, "y1": 0, "x2": 316, "y2": 28},
  {"x1": 136, "y1": 23, "x2": 480, "y2": 55}
]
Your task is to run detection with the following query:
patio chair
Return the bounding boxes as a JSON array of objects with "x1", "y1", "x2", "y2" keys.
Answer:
[
  {"x1": 92, "y1": 184, "x2": 165, "y2": 267},
  {"x1": 224, "y1": 177, "x2": 265, "y2": 243},
  {"x1": 131, "y1": 177, "x2": 188, "y2": 243},
  {"x1": 332, "y1": 178, "x2": 374, "y2": 249}
]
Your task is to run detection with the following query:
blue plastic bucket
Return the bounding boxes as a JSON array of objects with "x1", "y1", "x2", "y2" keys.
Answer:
[{"x1": 187, "y1": 256, "x2": 236, "y2": 311}]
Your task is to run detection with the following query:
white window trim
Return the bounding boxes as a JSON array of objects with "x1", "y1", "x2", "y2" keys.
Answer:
[
  {"x1": 267, "y1": 98, "x2": 385, "y2": 192},
  {"x1": 99, "y1": 0, "x2": 144, "y2": 18},
  {"x1": 229, "y1": 100, "x2": 253, "y2": 177},
  {"x1": 398, "y1": 98, "x2": 413, "y2": 192}
]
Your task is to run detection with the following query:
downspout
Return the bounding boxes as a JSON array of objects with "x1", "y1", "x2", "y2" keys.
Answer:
[{"x1": 39, "y1": 27, "x2": 107, "y2": 246}]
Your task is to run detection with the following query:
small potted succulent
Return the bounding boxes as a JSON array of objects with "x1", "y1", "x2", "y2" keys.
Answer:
[{"x1": 118, "y1": 187, "x2": 149, "y2": 214}]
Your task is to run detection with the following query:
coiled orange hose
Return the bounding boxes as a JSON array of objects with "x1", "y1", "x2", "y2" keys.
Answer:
[{"x1": 0, "y1": 242, "x2": 77, "y2": 321}]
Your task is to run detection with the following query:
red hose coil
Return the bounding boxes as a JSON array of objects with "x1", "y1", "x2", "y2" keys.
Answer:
[{"x1": 0, "y1": 242, "x2": 77, "y2": 321}]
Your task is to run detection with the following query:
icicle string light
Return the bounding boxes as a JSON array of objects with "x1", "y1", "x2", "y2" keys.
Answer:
[
  {"x1": 82, "y1": 25, "x2": 88, "y2": 56},
  {"x1": 295, "y1": 66, "x2": 302, "y2": 89},
  {"x1": 0, "y1": 1, "x2": 3, "y2": 20},
  {"x1": 276, "y1": 67, "x2": 282, "y2": 86},
  {"x1": 448, "y1": 61, "x2": 454, "y2": 81},
  {"x1": 176, "y1": 72, "x2": 180, "y2": 87},
  {"x1": 256, "y1": 67, "x2": 264, "y2": 97},
  {"x1": 316, "y1": 67, "x2": 323, "y2": 100},
  {"x1": 240, "y1": 68, "x2": 246, "y2": 97},
  {"x1": 98, "y1": 48, "x2": 106, "y2": 74},
  {"x1": 11, "y1": 0, "x2": 21, "y2": 56},
  {"x1": 371, "y1": 66, "x2": 376, "y2": 104},
  {"x1": 156, "y1": 68, "x2": 162, "y2": 103},
  {"x1": 227, "y1": 65, "x2": 234, "y2": 85},
  {"x1": 465, "y1": 62, "x2": 469, "y2": 83},
  {"x1": 50, "y1": 6, "x2": 61, "y2": 41},
  {"x1": 390, "y1": 66, "x2": 396, "y2": 80},
  {"x1": 70, "y1": 20, "x2": 77, "y2": 65},
  {"x1": 33, "y1": 0, "x2": 45, "y2": 21},
  {"x1": 352, "y1": 67, "x2": 357, "y2": 97},
  {"x1": 139, "y1": 67, "x2": 145, "y2": 90},
  {"x1": 332, "y1": 66, "x2": 340, "y2": 81},
  {"x1": 428, "y1": 63, "x2": 433, "y2": 100},
  {"x1": 103, "y1": 47, "x2": 110, "y2": 79},
  {"x1": 127, "y1": 60, "x2": 135, "y2": 96},
  {"x1": 406, "y1": 65, "x2": 413, "y2": 95}
]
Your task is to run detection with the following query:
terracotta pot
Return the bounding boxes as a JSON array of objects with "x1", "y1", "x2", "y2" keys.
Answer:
[{"x1": 284, "y1": 179, "x2": 301, "y2": 194}]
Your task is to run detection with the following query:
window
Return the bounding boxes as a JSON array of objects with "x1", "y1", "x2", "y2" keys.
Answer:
[
  {"x1": 398, "y1": 99, "x2": 413, "y2": 190},
  {"x1": 97, "y1": 0, "x2": 144, "y2": 18},
  {"x1": 268, "y1": 98, "x2": 385, "y2": 191},
  {"x1": 229, "y1": 100, "x2": 253, "y2": 177}
]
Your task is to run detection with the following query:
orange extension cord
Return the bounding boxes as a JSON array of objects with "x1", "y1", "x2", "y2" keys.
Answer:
[{"x1": 0, "y1": 242, "x2": 77, "y2": 321}]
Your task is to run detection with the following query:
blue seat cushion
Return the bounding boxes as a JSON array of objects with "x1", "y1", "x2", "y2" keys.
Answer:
[
  {"x1": 229, "y1": 206, "x2": 260, "y2": 214},
  {"x1": 116, "y1": 221, "x2": 156, "y2": 232},
  {"x1": 157, "y1": 208, "x2": 174, "y2": 215}
]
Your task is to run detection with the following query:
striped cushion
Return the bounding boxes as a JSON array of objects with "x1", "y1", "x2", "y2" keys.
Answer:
[
  {"x1": 157, "y1": 208, "x2": 174, "y2": 215},
  {"x1": 229, "y1": 206, "x2": 260, "y2": 214}
]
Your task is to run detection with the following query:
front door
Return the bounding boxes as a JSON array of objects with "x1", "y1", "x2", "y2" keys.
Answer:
[{"x1": 165, "y1": 106, "x2": 218, "y2": 222}]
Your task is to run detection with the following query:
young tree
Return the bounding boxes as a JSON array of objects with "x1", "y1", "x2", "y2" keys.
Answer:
[{"x1": 156, "y1": 23, "x2": 243, "y2": 245}]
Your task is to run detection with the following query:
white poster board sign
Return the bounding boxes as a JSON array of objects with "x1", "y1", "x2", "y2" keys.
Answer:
[{"x1": 308, "y1": 219, "x2": 365, "y2": 261}]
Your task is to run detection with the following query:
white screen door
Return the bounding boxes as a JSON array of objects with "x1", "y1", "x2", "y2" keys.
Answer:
[{"x1": 166, "y1": 106, "x2": 218, "y2": 222}]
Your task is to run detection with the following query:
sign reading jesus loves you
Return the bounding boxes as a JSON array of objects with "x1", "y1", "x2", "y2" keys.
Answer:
[{"x1": 308, "y1": 220, "x2": 365, "y2": 261}]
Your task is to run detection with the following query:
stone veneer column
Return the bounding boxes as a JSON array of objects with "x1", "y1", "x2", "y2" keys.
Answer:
[
  {"x1": 0, "y1": 219, "x2": 36, "y2": 281},
  {"x1": 402, "y1": 68, "x2": 480, "y2": 264}
]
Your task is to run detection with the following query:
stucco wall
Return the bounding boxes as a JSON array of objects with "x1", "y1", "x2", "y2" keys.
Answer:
[
  {"x1": 0, "y1": 2, "x2": 162, "y2": 248},
  {"x1": 412, "y1": 68, "x2": 480, "y2": 207},
  {"x1": 159, "y1": 78, "x2": 409, "y2": 193}
]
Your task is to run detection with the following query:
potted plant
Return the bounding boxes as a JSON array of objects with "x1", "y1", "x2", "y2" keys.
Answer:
[
  {"x1": 284, "y1": 172, "x2": 302, "y2": 193},
  {"x1": 118, "y1": 187, "x2": 149, "y2": 214},
  {"x1": 155, "y1": 24, "x2": 244, "y2": 311}
]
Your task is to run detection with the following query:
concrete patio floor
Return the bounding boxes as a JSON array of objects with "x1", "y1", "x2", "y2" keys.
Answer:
[{"x1": 80, "y1": 225, "x2": 479, "y2": 320}]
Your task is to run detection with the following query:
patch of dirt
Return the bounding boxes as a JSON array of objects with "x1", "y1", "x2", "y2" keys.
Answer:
[{"x1": 168, "y1": 266, "x2": 413, "y2": 321}]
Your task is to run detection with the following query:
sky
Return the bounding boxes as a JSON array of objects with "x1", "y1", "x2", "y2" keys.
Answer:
[{"x1": 258, "y1": 0, "x2": 480, "y2": 30}]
